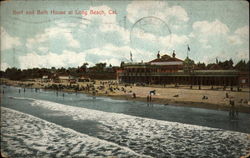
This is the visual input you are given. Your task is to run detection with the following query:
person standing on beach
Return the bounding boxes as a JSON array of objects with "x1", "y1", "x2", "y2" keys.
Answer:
[
  {"x1": 18, "y1": 89, "x2": 21, "y2": 93},
  {"x1": 236, "y1": 108, "x2": 239, "y2": 118},
  {"x1": 133, "y1": 93, "x2": 136, "y2": 98},
  {"x1": 229, "y1": 99, "x2": 236, "y2": 118},
  {"x1": 147, "y1": 95, "x2": 150, "y2": 106}
]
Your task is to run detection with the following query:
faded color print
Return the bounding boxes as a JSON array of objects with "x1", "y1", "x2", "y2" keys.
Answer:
[{"x1": 0, "y1": 0, "x2": 250, "y2": 158}]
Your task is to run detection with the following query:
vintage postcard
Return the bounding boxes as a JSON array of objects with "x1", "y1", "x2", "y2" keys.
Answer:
[{"x1": 0, "y1": 0, "x2": 249, "y2": 157}]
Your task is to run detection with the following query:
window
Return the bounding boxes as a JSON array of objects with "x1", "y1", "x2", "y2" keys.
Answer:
[{"x1": 241, "y1": 79, "x2": 246, "y2": 84}]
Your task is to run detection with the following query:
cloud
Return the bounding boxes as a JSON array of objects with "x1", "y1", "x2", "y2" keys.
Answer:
[
  {"x1": 235, "y1": 26, "x2": 249, "y2": 38},
  {"x1": 166, "y1": 5, "x2": 189, "y2": 22},
  {"x1": 159, "y1": 34, "x2": 189, "y2": 49},
  {"x1": 228, "y1": 35, "x2": 243, "y2": 45},
  {"x1": 26, "y1": 26, "x2": 80, "y2": 50},
  {"x1": 0, "y1": 62, "x2": 10, "y2": 71},
  {"x1": 131, "y1": 28, "x2": 158, "y2": 42},
  {"x1": 192, "y1": 19, "x2": 229, "y2": 35},
  {"x1": 100, "y1": 24, "x2": 130, "y2": 44},
  {"x1": 236, "y1": 49, "x2": 249, "y2": 62},
  {"x1": 199, "y1": 38, "x2": 212, "y2": 49},
  {"x1": 38, "y1": 47, "x2": 49, "y2": 53},
  {"x1": 84, "y1": 44, "x2": 152, "y2": 65},
  {"x1": 227, "y1": 25, "x2": 249, "y2": 45},
  {"x1": 126, "y1": 1, "x2": 189, "y2": 24},
  {"x1": 87, "y1": 5, "x2": 117, "y2": 24},
  {"x1": 23, "y1": 3, "x2": 182, "y2": 69},
  {"x1": 131, "y1": 28, "x2": 189, "y2": 51},
  {"x1": 228, "y1": 26, "x2": 249, "y2": 45},
  {"x1": 21, "y1": 5, "x2": 134, "y2": 69},
  {"x1": 1, "y1": 27, "x2": 21, "y2": 51},
  {"x1": 18, "y1": 50, "x2": 86, "y2": 69},
  {"x1": 200, "y1": 48, "x2": 249, "y2": 65},
  {"x1": 201, "y1": 51, "x2": 230, "y2": 64},
  {"x1": 84, "y1": 5, "x2": 130, "y2": 44},
  {"x1": 190, "y1": 19, "x2": 230, "y2": 49},
  {"x1": 18, "y1": 43, "x2": 152, "y2": 69}
]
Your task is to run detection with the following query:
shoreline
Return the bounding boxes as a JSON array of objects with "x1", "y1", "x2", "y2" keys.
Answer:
[
  {"x1": 1, "y1": 78, "x2": 250, "y2": 113},
  {"x1": 98, "y1": 94, "x2": 250, "y2": 113}
]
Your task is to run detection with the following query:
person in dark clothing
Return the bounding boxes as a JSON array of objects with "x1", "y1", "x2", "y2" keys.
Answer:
[{"x1": 133, "y1": 93, "x2": 136, "y2": 98}]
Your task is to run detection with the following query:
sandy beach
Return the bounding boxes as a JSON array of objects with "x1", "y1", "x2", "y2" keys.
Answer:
[{"x1": 1, "y1": 78, "x2": 250, "y2": 113}]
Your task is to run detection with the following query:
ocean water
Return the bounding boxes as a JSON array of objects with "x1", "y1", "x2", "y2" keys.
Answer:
[{"x1": 1, "y1": 85, "x2": 250, "y2": 157}]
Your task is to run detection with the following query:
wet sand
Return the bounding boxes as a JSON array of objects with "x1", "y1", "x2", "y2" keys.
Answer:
[{"x1": 1, "y1": 78, "x2": 250, "y2": 113}]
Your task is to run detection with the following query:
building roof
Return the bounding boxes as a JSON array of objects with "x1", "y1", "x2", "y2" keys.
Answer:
[
  {"x1": 149, "y1": 54, "x2": 183, "y2": 63},
  {"x1": 161, "y1": 54, "x2": 171, "y2": 59},
  {"x1": 209, "y1": 64, "x2": 223, "y2": 70},
  {"x1": 165, "y1": 57, "x2": 183, "y2": 62},
  {"x1": 58, "y1": 76, "x2": 70, "y2": 80}
]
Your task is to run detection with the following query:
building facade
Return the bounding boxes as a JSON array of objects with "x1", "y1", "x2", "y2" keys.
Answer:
[{"x1": 117, "y1": 52, "x2": 248, "y2": 87}]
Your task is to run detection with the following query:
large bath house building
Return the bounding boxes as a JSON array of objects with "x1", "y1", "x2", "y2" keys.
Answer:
[{"x1": 117, "y1": 51, "x2": 248, "y2": 87}]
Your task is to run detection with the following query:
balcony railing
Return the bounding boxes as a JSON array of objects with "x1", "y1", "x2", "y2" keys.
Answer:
[{"x1": 118, "y1": 70, "x2": 239, "y2": 77}]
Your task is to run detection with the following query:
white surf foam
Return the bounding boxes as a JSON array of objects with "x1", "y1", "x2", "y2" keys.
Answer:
[
  {"x1": 8, "y1": 96, "x2": 36, "y2": 101},
  {"x1": 6, "y1": 96, "x2": 250, "y2": 157},
  {"x1": 1, "y1": 107, "x2": 151, "y2": 157},
  {"x1": 97, "y1": 96, "x2": 128, "y2": 103}
]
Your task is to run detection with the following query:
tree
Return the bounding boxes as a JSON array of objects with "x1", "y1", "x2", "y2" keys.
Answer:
[
  {"x1": 247, "y1": 61, "x2": 249, "y2": 71},
  {"x1": 55, "y1": 67, "x2": 67, "y2": 75},
  {"x1": 120, "y1": 61, "x2": 125, "y2": 68},
  {"x1": 184, "y1": 57, "x2": 195, "y2": 65},
  {"x1": 67, "y1": 67, "x2": 77, "y2": 75},
  {"x1": 235, "y1": 60, "x2": 249, "y2": 71},
  {"x1": 218, "y1": 59, "x2": 234, "y2": 70},
  {"x1": 5, "y1": 67, "x2": 23, "y2": 80},
  {"x1": 78, "y1": 62, "x2": 88, "y2": 73},
  {"x1": 183, "y1": 57, "x2": 195, "y2": 72},
  {"x1": 94, "y1": 63, "x2": 106, "y2": 72},
  {"x1": 0, "y1": 70, "x2": 4, "y2": 78},
  {"x1": 196, "y1": 62, "x2": 206, "y2": 70}
]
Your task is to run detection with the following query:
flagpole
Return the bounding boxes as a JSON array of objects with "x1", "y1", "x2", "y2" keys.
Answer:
[
  {"x1": 187, "y1": 45, "x2": 190, "y2": 58},
  {"x1": 130, "y1": 51, "x2": 133, "y2": 62}
]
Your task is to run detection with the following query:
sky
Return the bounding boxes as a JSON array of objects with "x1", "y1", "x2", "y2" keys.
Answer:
[{"x1": 0, "y1": 0, "x2": 249, "y2": 70}]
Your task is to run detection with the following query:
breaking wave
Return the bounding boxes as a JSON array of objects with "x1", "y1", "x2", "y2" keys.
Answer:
[
  {"x1": 3, "y1": 96, "x2": 250, "y2": 157},
  {"x1": 1, "y1": 107, "x2": 150, "y2": 157}
]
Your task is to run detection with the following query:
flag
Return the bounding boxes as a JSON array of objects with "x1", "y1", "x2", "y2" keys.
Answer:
[
  {"x1": 187, "y1": 45, "x2": 190, "y2": 51},
  {"x1": 130, "y1": 51, "x2": 133, "y2": 62}
]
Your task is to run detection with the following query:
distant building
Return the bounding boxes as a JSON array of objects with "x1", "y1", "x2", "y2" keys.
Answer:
[
  {"x1": 78, "y1": 76, "x2": 90, "y2": 82},
  {"x1": 56, "y1": 75, "x2": 78, "y2": 83},
  {"x1": 238, "y1": 72, "x2": 249, "y2": 87},
  {"x1": 117, "y1": 52, "x2": 248, "y2": 87},
  {"x1": 58, "y1": 76, "x2": 70, "y2": 81},
  {"x1": 41, "y1": 75, "x2": 50, "y2": 82}
]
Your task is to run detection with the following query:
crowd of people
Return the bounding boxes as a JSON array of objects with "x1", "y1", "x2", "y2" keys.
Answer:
[{"x1": 1, "y1": 78, "x2": 249, "y2": 114}]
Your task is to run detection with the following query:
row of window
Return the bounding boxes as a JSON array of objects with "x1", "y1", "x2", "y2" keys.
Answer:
[{"x1": 125, "y1": 68, "x2": 180, "y2": 73}]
